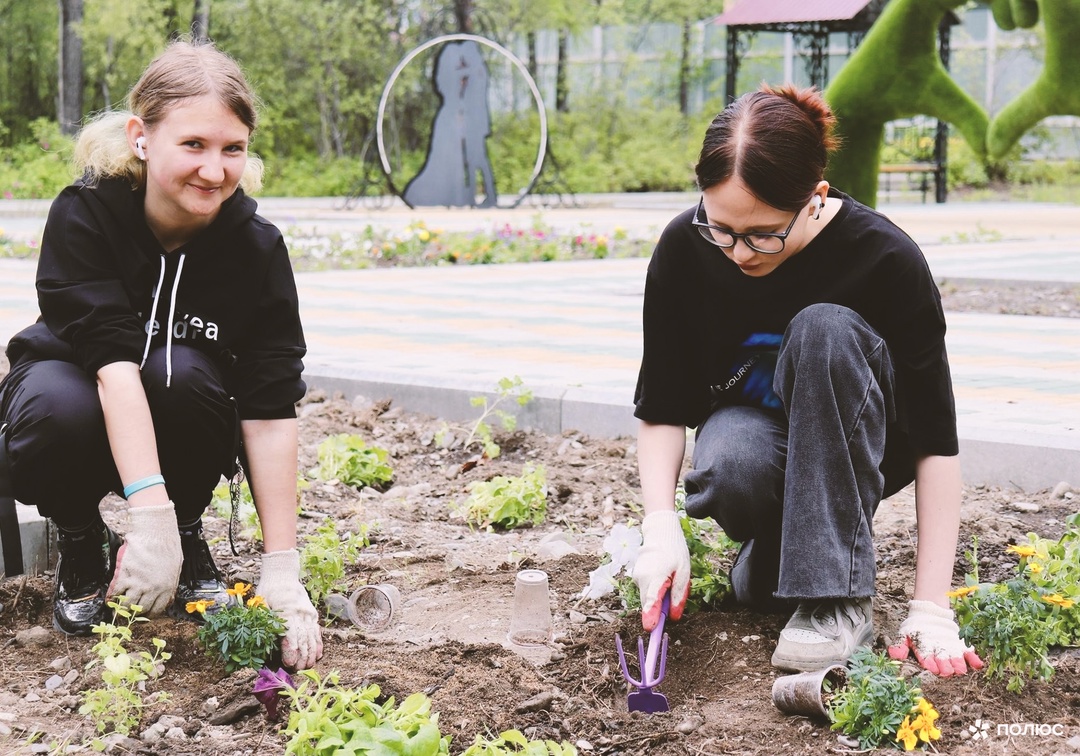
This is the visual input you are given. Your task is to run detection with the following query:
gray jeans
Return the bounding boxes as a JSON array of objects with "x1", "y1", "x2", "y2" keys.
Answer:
[{"x1": 684, "y1": 304, "x2": 909, "y2": 604}]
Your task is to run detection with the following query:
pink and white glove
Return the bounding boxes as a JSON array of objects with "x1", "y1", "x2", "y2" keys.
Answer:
[
  {"x1": 887, "y1": 599, "x2": 984, "y2": 676},
  {"x1": 256, "y1": 549, "x2": 323, "y2": 670},
  {"x1": 108, "y1": 503, "x2": 182, "y2": 614},
  {"x1": 632, "y1": 510, "x2": 691, "y2": 631}
]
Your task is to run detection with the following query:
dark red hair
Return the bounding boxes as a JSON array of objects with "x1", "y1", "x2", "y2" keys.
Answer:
[{"x1": 695, "y1": 83, "x2": 839, "y2": 211}]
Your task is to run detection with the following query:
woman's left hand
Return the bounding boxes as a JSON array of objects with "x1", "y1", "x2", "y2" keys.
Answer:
[
  {"x1": 887, "y1": 599, "x2": 984, "y2": 676},
  {"x1": 256, "y1": 549, "x2": 323, "y2": 670}
]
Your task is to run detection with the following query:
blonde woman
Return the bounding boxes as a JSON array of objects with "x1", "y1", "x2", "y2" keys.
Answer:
[{"x1": 0, "y1": 41, "x2": 321, "y2": 669}]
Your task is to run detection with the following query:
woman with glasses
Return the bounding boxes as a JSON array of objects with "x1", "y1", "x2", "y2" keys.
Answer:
[{"x1": 630, "y1": 83, "x2": 983, "y2": 678}]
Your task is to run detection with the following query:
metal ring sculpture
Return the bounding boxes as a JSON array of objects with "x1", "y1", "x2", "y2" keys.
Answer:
[{"x1": 376, "y1": 33, "x2": 548, "y2": 209}]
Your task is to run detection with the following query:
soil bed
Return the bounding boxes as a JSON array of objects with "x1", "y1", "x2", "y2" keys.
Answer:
[{"x1": 0, "y1": 282, "x2": 1077, "y2": 755}]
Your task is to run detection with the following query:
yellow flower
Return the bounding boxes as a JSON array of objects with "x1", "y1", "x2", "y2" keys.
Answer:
[
  {"x1": 417, "y1": 229, "x2": 431, "y2": 242},
  {"x1": 947, "y1": 585, "x2": 979, "y2": 598},
  {"x1": 896, "y1": 716, "x2": 918, "y2": 751},
  {"x1": 915, "y1": 697, "x2": 939, "y2": 721},
  {"x1": 1043, "y1": 594, "x2": 1076, "y2": 609},
  {"x1": 911, "y1": 713, "x2": 942, "y2": 742},
  {"x1": 1027, "y1": 562, "x2": 1044, "y2": 574},
  {"x1": 1008, "y1": 544, "x2": 1037, "y2": 558},
  {"x1": 185, "y1": 599, "x2": 215, "y2": 614},
  {"x1": 246, "y1": 595, "x2": 267, "y2": 609},
  {"x1": 227, "y1": 582, "x2": 252, "y2": 598}
]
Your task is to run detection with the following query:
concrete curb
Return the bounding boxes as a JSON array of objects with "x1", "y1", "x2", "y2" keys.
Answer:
[{"x1": 305, "y1": 369, "x2": 1080, "y2": 493}]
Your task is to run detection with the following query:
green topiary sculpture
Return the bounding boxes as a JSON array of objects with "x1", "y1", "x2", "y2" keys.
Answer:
[
  {"x1": 983, "y1": 0, "x2": 1080, "y2": 160},
  {"x1": 823, "y1": 0, "x2": 989, "y2": 207}
]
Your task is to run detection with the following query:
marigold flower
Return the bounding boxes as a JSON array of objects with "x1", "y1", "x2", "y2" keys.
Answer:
[
  {"x1": 227, "y1": 582, "x2": 252, "y2": 598},
  {"x1": 1007, "y1": 544, "x2": 1037, "y2": 558},
  {"x1": 1043, "y1": 594, "x2": 1076, "y2": 609},
  {"x1": 947, "y1": 585, "x2": 979, "y2": 598},
  {"x1": 247, "y1": 595, "x2": 268, "y2": 609},
  {"x1": 185, "y1": 599, "x2": 215, "y2": 614},
  {"x1": 1027, "y1": 562, "x2": 1044, "y2": 574},
  {"x1": 914, "y1": 697, "x2": 939, "y2": 722},
  {"x1": 896, "y1": 716, "x2": 918, "y2": 751}
]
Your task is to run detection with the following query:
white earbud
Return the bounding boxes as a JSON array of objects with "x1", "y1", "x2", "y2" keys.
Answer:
[
  {"x1": 135, "y1": 136, "x2": 147, "y2": 161},
  {"x1": 811, "y1": 194, "x2": 823, "y2": 220}
]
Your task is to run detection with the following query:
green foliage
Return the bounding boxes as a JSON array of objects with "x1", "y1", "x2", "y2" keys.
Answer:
[
  {"x1": 79, "y1": 599, "x2": 171, "y2": 736},
  {"x1": 436, "y1": 377, "x2": 534, "y2": 460},
  {"x1": 454, "y1": 464, "x2": 548, "y2": 530},
  {"x1": 0, "y1": 118, "x2": 74, "y2": 199},
  {"x1": 677, "y1": 499, "x2": 740, "y2": 612},
  {"x1": 827, "y1": 648, "x2": 923, "y2": 750},
  {"x1": 309, "y1": 434, "x2": 393, "y2": 489},
  {"x1": 281, "y1": 670, "x2": 450, "y2": 756},
  {"x1": 211, "y1": 477, "x2": 261, "y2": 541},
  {"x1": 461, "y1": 376, "x2": 533, "y2": 460},
  {"x1": 461, "y1": 729, "x2": 578, "y2": 756},
  {"x1": 300, "y1": 518, "x2": 372, "y2": 609},
  {"x1": 951, "y1": 520, "x2": 1080, "y2": 692},
  {"x1": 196, "y1": 585, "x2": 288, "y2": 673}
]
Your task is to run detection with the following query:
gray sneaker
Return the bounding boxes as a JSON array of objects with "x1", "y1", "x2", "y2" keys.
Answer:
[{"x1": 771, "y1": 597, "x2": 874, "y2": 672}]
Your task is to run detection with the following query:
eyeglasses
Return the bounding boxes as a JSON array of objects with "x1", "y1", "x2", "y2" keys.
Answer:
[{"x1": 692, "y1": 197, "x2": 800, "y2": 254}]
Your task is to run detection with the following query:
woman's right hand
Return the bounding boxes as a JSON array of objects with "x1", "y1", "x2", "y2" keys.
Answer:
[
  {"x1": 632, "y1": 510, "x2": 691, "y2": 631},
  {"x1": 108, "y1": 503, "x2": 183, "y2": 614}
]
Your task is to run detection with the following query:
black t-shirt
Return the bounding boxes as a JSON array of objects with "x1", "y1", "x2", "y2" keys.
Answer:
[{"x1": 633, "y1": 189, "x2": 958, "y2": 457}]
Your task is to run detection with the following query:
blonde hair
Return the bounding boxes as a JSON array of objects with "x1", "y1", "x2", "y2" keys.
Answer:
[{"x1": 74, "y1": 40, "x2": 263, "y2": 193}]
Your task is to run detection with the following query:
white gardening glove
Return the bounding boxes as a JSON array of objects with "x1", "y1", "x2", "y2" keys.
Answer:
[
  {"x1": 256, "y1": 549, "x2": 323, "y2": 670},
  {"x1": 107, "y1": 503, "x2": 182, "y2": 615},
  {"x1": 632, "y1": 510, "x2": 691, "y2": 631},
  {"x1": 887, "y1": 599, "x2": 985, "y2": 676}
]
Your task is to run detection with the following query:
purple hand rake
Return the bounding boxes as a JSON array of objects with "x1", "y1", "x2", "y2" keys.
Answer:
[{"x1": 615, "y1": 591, "x2": 670, "y2": 713}]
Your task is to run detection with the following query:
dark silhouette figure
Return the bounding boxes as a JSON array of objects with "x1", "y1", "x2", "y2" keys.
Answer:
[{"x1": 404, "y1": 40, "x2": 497, "y2": 207}]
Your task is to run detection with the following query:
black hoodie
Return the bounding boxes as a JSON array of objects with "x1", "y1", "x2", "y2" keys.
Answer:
[{"x1": 7, "y1": 177, "x2": 306, "y2": 420}]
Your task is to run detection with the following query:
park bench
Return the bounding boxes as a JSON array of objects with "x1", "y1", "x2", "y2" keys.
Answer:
[{"x1": 879, "y1": 162, "x2": 939, "y2": 203}]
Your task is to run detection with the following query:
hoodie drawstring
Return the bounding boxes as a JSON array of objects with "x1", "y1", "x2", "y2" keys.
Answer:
[
  {"x1": 140, "y1": 257, "x2": 166, "y2": 370},
  {"x1": 141, "y1": 252, "x2": 186, "y2": 388},
  {"x1": 164, "y1": 253, "x2": 186, "y2": 388}
]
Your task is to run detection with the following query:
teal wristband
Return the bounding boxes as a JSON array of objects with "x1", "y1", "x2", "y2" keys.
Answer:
[{"x1": 123, "y1": 474, "x2": 165, "y2": 498}]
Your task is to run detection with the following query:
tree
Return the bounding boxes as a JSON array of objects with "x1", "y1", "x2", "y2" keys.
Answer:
[
  {"x1": 58, "y1": 0, "x2": 84, "y2": 135},
  {"x1": 192, "y1": 0, "x2": 210, "y2": 40}
]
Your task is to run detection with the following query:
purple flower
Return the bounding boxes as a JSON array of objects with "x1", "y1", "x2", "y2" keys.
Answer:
[{"x1": 253, "y1": 666, "x2": 295, "y2": 721}]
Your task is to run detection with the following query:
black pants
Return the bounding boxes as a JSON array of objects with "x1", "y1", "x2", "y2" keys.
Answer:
[{"x1": 0, "y1": 346, "x2": 236, "y2": 530}]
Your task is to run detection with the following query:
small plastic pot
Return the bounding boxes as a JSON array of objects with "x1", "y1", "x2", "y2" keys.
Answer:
[{"x1": 771, "y1": 664, "x2": 847, "y2": 719}]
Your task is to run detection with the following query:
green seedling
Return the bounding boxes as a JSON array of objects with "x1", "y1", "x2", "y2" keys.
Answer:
[
  {"x1": 300, "y1": 518, "x2": 372, "y2": 609},
  {"x1": 437, "y1": 376, "x2": 533, "y2": 459},
  {"x1": 453, "y1": 464, "x2": 547, "y2": 530},
  {"x1": 79, "y1": 598, "x2": 171, "y2": 737},
  {"x1": 309, "y1": 433, "x2": 393, "y2": 489},
  {"x1": 461, "y1": 729, "x2": 578, "y2": 755},
  {"x1": 281, "y1": 670, "x2": 450, "y2": 756}
]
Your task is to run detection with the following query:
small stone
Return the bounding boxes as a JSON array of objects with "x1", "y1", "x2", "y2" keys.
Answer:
[
  {"x1": 1066, "y1": 734, "x2": 1080, "y2": 751},
  {"x1": 43, "y1": 675, "x2": 65, "y2": 692},
  {"x1": 165, "y1": 726, "x2": 187, "y2": 740},
  {"x1": 157, "y1": 714, "x2": 186, "y2": 729},
  {"x1": 676, "y1": 715, "x2": 705, "y2": 734},
  {"x1": 568, "y1": 610, "x2": 587, "y2": 624},
  {"x1": 575, "y1": 740, "x2": 594, "y2": 752},
  {"x1": 202, "y1": 697, "x2": 219, "y2": 716},
  {"x1": 62, "y1": 669, "x2": 79, "y2": 685},
  {"x1": 141, "y1": 723, "x2": 165, "y2": 744},
  {"x1": 1010, "y1": 500, "x2": 1040, "y2": 513},
  {"x1": 49, "y1": 657, "x2": 72, "y2": 673},
  {"x1": 1051, "y1": 481, "x2": 1072, "y2": 500},
  {"x1": 15, "y1": 626, "x2": 52, "y2": 647},
  {"x1": 0, "y1": 723, "x2": 9, "y2": 737},
  {"x1": 516, "y1": 691, "x2": 556, "y2": 713},
  {"x1": 837, "y1": 734, "x2": 861, "y2": 748},
  {"x1": 23, "y1": 692, "x2": 40, "y2": 703}
]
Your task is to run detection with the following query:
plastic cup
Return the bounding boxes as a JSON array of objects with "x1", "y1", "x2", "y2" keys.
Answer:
[
  {"x1": 507, "y1": 569, "x2": 552, "y2": 646},
  {"x1": 349, "y1": 584, "x2": 401, "y2": 631},
  {"x1": 771, "y1": 665, "x2": 847, "y2": 719}
]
